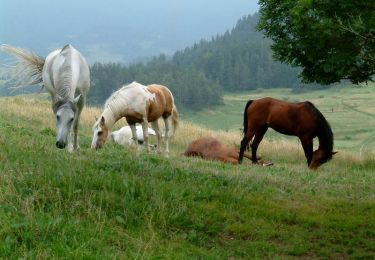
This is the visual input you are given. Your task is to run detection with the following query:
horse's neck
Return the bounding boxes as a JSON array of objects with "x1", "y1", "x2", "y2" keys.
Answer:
[{"x1": 102, "y1": 108, "x2": 119, "y2": 129}]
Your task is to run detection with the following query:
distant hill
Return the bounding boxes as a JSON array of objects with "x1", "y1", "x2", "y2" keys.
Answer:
[
  {"x1": 89, "y1": 14, "x2": 305, "y2": 109},
  {"x1": 0, "y1": 0, "x2": 258, "y2": 63}
]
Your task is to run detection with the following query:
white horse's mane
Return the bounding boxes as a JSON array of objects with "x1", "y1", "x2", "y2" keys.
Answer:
[{"x1": 54, "y1": 46, "x2": 74, "y2": 99}]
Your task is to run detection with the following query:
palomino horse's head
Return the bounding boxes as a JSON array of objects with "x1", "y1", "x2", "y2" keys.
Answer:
[
  {"x1": 91, "y1": 116, "x2": 109, "y2": 150},
  {"x1": 53, "y1": 95, "x2": 81, "y2": 149},
  {"x1": 309, "y1": 149, "x2": 338, "y2": 169}
]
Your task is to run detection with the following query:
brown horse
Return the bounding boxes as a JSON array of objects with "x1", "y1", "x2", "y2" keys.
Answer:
[
  {"x1": 185, "y1": 137, "x2": 259, "y2": 164},
  {"x1": 239, "y1": 97, "x2": 336, "y2": 169}
]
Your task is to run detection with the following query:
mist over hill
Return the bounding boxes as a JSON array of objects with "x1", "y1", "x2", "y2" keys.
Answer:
[{"x1": 1, "y1": 0, "x2": 258, "y2": 63}]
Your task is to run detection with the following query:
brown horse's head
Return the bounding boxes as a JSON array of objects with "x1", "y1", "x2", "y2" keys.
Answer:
[
  {"x1": 91, "y1": 116, "x2": 109, "y2": 150},
  {"x1": 309, "y1": 149, "x2": 337, "y2": 169}
]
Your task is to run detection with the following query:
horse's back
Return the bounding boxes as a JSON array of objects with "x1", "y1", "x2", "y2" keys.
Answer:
[
  {"x1": 146, "y1": 84, "x2": 174, "y2": 120},
  {"x1": 246, "y1": 97, "x2": 320, "y2": 135},
  {"x1": 42, "y1": 44, "x2": 90, "y2": 97}
]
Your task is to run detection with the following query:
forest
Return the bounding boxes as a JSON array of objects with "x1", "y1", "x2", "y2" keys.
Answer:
[{"x1": 88, "y1": 14, "x2": 305, "y2": 109}]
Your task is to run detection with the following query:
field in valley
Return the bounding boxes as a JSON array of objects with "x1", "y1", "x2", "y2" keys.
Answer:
[{"x1": 0, "y1": 87, "x2": 374, "y2": 258}]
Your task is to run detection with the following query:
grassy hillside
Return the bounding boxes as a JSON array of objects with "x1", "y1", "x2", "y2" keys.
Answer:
[
  {"x1": 184, "y1": 84, "x2": 375, "y2": 154},
  {"x1": 0, "y1": 96, "x2": 374, "y2": 258}
]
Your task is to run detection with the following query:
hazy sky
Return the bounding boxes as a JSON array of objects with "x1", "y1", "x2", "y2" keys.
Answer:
[{"x1": 1, "y1": 0, "x2": 259, "y2": 62}]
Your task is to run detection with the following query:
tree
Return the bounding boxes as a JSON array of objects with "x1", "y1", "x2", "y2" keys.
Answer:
[{"x1": 258, "y1": 0, "x2": 375, "y2": 84}]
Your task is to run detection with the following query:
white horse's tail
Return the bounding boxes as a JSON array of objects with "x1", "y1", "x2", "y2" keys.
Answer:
[{"x1": 1, "y1": 44, "x2": 45, "y2": 87}]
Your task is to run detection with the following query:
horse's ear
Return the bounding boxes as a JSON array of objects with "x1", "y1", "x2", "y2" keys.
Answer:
[
  {"x1": 73, "y1": 94, "x2": 81, "y2": 104},
  {"x1": 332, "y1": 151, "x2": 338, "y2": 155},
  {"x1": 100, "y1": 116, "x2": 105, "y2": 126}
]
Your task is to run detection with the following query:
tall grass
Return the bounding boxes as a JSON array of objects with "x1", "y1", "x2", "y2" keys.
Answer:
[{"x1": 0, "y1": 96, "x2": 374, "y2": 258}]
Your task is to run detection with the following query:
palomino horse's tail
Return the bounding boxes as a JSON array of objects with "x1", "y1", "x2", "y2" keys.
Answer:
[
  {"x1": 1, "y1": 44, "x2": 45, "y2": 87},
  {"x1": 171, "y1": 104, "x2": 179, "y2": 136}
]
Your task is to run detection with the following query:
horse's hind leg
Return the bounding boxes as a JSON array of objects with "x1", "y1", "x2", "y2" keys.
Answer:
[
  {"x1": 251, "y1": 126, "x2": 268, "y2": 164},
  {"x1": 151, "y1": 120, "x2": 162, "y2": 154},
  {"x1": 239, "y1": 130, "x2": 255, "y2": 164},
  {"x1": 163, "y1": 116, "x2": 172, "y2": 156},
  {"x1": 300, "y1": 136, "x2": 313, "y2": 166}
]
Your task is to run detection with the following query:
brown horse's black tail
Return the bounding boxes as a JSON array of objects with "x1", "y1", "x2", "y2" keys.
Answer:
[
  {"x1": 242, "y1": 100, "x2": 253, "y2": 136},
  {"x1": 239, "y1": 100, "x2": 254, "y2": 164}
]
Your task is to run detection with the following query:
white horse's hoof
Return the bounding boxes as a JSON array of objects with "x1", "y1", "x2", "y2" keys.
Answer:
[{"x1": 68, "y1": 143, "x2": 74, "y2": 153}]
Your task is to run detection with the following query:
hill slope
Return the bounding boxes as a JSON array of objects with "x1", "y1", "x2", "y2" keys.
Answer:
[{"x1": 0, "y1": 96, "x2": 374, "y2": 258}]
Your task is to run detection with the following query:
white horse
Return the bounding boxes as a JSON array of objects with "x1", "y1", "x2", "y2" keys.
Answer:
[
  {"x1": 110, "y1": 125, "x2": 156, "y2": 146},
  {"x1": 91, "y1": 81, "x2": 179, "y2": 155},
  {"x1": 1, "y1": 44, "x2": 90, "y2": 151}
]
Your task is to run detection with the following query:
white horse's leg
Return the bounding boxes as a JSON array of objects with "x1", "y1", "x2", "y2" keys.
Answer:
[
  {"x1": 163, "y1": 117, "x2": 172, "y2": 156},
  {"x1": 68, "y1": 110, "x2": 80, "y2": 153},
  {"x1": 69, "y1": 97, "x2": 84, "y2": 152},
  {"x1": 151, "y1": 120, "x2": 162, "y2": 154},
  {"x1": 73, "y1": 114, "x2": 81, "y2": 150},
  {"x1": 68, "y1": 129, "x2": 74, "y2": 153},
  {"x1": 141, "y1": 121, "x2": 150, "y2": 152},
  {"x1": 129, "y1": 124, "x2": 138, "y2": 150}
]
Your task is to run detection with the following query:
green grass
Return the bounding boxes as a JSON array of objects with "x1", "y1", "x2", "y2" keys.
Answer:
[
  {"x1": 183, "y1": 84, "x2": 375, "y2": 153},
  {"x1": 0, "y1": 95, "x2": 374, "y2": 258}
]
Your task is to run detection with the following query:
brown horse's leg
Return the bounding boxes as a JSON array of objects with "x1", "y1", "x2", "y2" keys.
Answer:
[
  {"x1": 239, "y1": 130, "x2": 255, "y2": 164},
  {"x1": 251, "y1": 126, "x2": 268, "y2": 164},
  {"x1": 300, "y1": 137, "x2": 313, "y2": 166}
]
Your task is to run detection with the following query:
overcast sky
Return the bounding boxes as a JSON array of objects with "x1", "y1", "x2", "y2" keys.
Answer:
[{"x1": 1, "y1": 0, "x2": 259, "y2": 62}]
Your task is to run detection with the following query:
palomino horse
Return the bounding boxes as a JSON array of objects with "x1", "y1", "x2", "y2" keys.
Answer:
[
  {"x1": 1, "y1": 44, "x2": 90, "y2": 151},
  {"x1": 239, "y1": 97, "x2": 336, "y2": 169},
  {"x1": 184, "y1": 137, "x2": 265, "y2": 164},
  {"x1": 91, "y1": 82, "x2": 179, "y2": 155}
]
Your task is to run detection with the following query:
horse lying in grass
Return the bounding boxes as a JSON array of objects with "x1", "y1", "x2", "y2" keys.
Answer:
[
  {"x1": 239, "y1": 97, "x2": 336, "y2": 169},
  {"x1": 110, "y1": 125, "x2": 156, "y2": 146},
  {"x1": 184, "y1": 137, "x2": 272, "y2": 165},
  {"x1": 1, "y1": 44, "x2": 90, "y2": 151},
  {"x1": 91, "y1": 82, "x2": 179, "y2": 156}
]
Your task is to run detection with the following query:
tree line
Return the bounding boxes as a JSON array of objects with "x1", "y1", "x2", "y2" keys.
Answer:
[{"x1": 89, "y1": 14, "x2": 304, "y2": 110}]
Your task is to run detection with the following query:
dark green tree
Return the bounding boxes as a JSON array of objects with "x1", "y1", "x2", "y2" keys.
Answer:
[{"x1": 258, "y1": 0, "x2": 375, "y2": 84}]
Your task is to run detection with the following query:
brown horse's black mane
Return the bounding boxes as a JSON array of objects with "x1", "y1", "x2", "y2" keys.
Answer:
[{"x1": 305, "y1": 101, "x2": 334, "y2": 159}]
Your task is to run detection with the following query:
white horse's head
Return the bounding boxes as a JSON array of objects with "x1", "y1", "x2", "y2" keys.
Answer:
[
  {"x1": 91, "y1": 116, "x2": 109, "y2": 150},
  {"x1": 53, "y1": 95, "x2": 81, "y2": 149}
]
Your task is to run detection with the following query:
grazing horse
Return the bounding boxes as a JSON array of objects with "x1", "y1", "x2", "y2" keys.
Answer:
[
  {"x1": 91, "y1": 82, "x2": 179, "y2": 155},
  {"x1": 239, "y1": 97, "x2": 336, "y2": 169},
  {"x1": 184, "y1": 137, "x2": 260, "y2": 164},
  {"x1": 1, "y1": 44, "x2": 90, "y2": 151}
]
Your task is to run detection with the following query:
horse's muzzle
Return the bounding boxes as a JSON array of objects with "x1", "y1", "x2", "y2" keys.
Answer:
[{"x1": 56, "y1": 141, "x2": 66, "y2": 149}]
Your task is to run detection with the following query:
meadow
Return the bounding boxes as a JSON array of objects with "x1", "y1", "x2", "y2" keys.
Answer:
[{"x1": 0, "y1": 87, "x2": 374, "y2": 258}]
